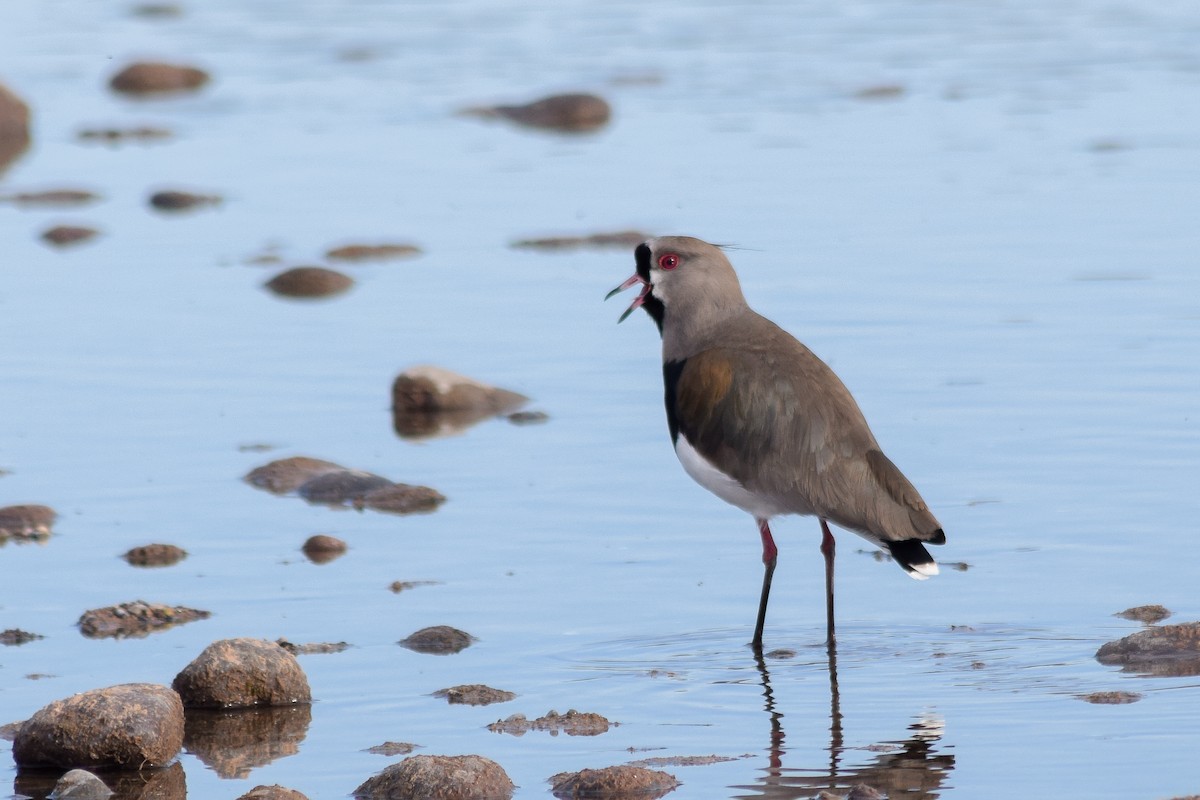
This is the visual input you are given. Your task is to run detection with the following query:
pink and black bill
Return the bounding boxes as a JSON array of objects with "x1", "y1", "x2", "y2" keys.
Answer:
[{"x1": 606, "y1": 242, "x2": 664, "y2": 330}]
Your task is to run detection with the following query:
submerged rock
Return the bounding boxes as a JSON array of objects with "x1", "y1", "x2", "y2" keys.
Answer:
[
  {"x1": 464, "y1": 92, "x2": 611, "y2": 133},
  {"x1": 325, "y1": 243, "x2": 422, "y2": 262},
  {"x1": 109, "y1": 61, "x2": 209, "y2": 95},
  {"x1": 173, "y1": 638, "x2": 312, "y2": 708},
  {"x1": 392, "y1": 365, "x2": 528, "y2": 439},
  {"x1": 399, "y1": 626, "x2": 474, "y2": 655},
  {"x1": 0, "y1": 504, "x2": 56, "y2": 540},
  {"x1": 512, "y1": 230, "x2": 649, "y2": 250},
  {"x1": 78, "y1": 600, "x2": 210, "y2": 639},
  {"x1": 354, "y1": 754, "x2": 513, "y2": 800},
  {"x1": 123, "y1": 543, "x2": 188, "y2": 567},
  {"x1": 77, "y1": 126, "x2": 172, "y2": 143},
  {"x1": 41, "y1": 225, "x2": 99, "y2": 247},
  {"x1": 13, "y1": 683, "x2": 184, "y2": 769},
  {"x1": 298, "y1": 470, "x2": 392, "y2": 505},
  {"x1": 264, "y1": 266, "x2": 354, "y2": 298},
  {"x1": 236, "y1": 785, "x2": 309, "y2": 800},
  {"x1": 1, "y1": 628, "x2": 44, "y2": 646},
  {"x1": 149, "y1": 189, "x2": 221, "y2": 211},
  {"x1": 364, "y1": 741, "x2": 418, "y2": 756},
  {"x1": 1077, "y1": 691, "x2": 1142, "y2": 704},
  {"x1": 433, "y1": 685, "x2": 516, "y2": 707},
  {"x1": 48, "y1": 769, "x2": 112, "y2": 800},
  {"x1": 244, "y1": 456, "x2": 344, "y2": 494},
  {"x1": 1115, "y1": 604, "x2": 1171, "y2": 625},
  {"x1": 275, "y1": 638, "x2": 350, "y2": 655},
  {"x1": 549, "y1": 765, "x2": 677, "y2": 799},
  {"x1": 355, "y1": 483, "x2": 446, "y2": 515},
  {"x1": 1096, "y1": 621, "x2": 1200, "y2": 676},
  {"x1": 0, "y1": 189, "x2": 100, "y2": 207}
]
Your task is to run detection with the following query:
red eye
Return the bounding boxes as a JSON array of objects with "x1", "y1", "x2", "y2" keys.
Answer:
[{"x1": 658, "y1": 253, "x2": 679, "y2": 270}]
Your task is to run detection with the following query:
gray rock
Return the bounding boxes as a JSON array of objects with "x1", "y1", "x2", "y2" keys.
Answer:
[
  {"x1": 244, "y1": 456, "x2": 344, "y2": 494},
  {"x1": 49, "y1": 769, "x2": 112, "y2": 800}
]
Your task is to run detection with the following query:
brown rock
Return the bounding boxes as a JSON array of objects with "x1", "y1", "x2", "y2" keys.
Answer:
[
  {"x1": 1115, "y1": 604, "x2": 1171, "y2": 624},
  {"x1": 298, "y1": 469, "x2": 392, "y2": 506},
  {"x1": 467, "y1": 93, "x2": 612, "y2": 133},
  {"x1": 399, "y1": 626, "x2": 474, "y2": 655},
  {"x1": 356, "y1": 483, "x2": 446, "y2": 515},
  {"x1": 488, "y1": 709, "x2": 611, "y2": 737},
  {"x1": 392, "y1": 366, "x2": 528, "y2": 439},
  {"x1": 854, "y1": 84, "x2": 905, "y2": 100},
  {"x1": 0, "y1": 189, "x2": 100, "y2": 207},
  {"x1": 109, "y1": 61, "x2": 210, "y2": 95},
  {"x1": 325, "y1": 243, "x2": 422, "y2": 262},
  {"x1": 41, "y1": 225, "x2": 100, "y2": 247},
  {"x1": 365, "y1": 741, "x2": 419, "y2": 756},
  {"x1": 244, "y1": 456, "x2": 344, "y2": 494},
  {"x1": 389, "y1": 580, "x2": 440, "y2": 593},
  {"x1": 1, "y1": 629, "x2": 44, "y2": 646},
  {"x1": 1077, "y1": 691, "x2": 1142, "y2": 704},
  {"x1": 354, "y1": 754, "x2": 513, "y2": 800},
  {"x1": 0, "y1": 82, "x2": 31, "y2": 175},
  {"x1": 1096, "y1": 621, "x2": 1200, "y2": 676},
  {"x1": 149, "y1": 189, "x2": 221, "y2": 211},
  {"x1": 512, "y1": 230, "x2": 649, "y2": 251},
  {"x1": 78, "y1": 600, "x2": 210, "y2": 639},
  {"x1": 507, "y1": 410, "x2": 549, "y2": 425},
  {"x1": 184, "y1": 705, "x2": 311, "y2": 779},
  {"x1": 433, "y1": 685, "x2": 516, "y2": 706},
  {"x1": 0, "y1": 504, "x2": 55, "y2": 540},
  {"x1": 236, "y1": 785, "x2": 309, "y2": 800},
  {"x1": 302, "y1": 534, "x2": 347, "y2": 563},
  {"x1": 123, "y1": 543, "x2": 188, "y2": 567},
  {"x1": 173, "y1": 637, "x2": 311, "y2": 708},
  {"x1": 264, "y1": 266, "x2": 354, "y2": 298},
  {"x1": 12, "y1": 683, "x2": 184, "y2": 769},
  {"x1": 549, "y1": 766, "x2": 677, "y2": 799}
]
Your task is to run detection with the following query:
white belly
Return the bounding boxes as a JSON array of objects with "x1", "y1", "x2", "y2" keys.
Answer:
[{"x1": 674, "y1": 435, "x2": 787, "y2": 520}]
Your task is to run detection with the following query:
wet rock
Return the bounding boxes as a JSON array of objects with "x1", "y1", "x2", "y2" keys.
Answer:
[
  {"x1": 507, "y1": 410, "x2": 549, "y2": 425},
  {"x1": 77, "y1": 126, "x2": 172, "y2": 143},
  {"x1": 392, "y1": 365, "x2": 528, "y2": 439},
  {"x1": 48, "y1": 769, "x2": 112, "y2": 800},
  {"x1": 41, "y1": 225, "x2": 100, "y2": 247},
  {"x1": 488, "y1": 709, "x2": 611, "y2": 737},
  {"x1": 399, "y1": 625, "x2": 474, "y2": 655},
  {"x1": 236, "y1": 785, "x2": 309, "y2": 800},
  {"x1": 512, "y1": 230, "x2": 649, "y2": 251},
  {"x1": 173, "y1": 637, "x2": 312, "y2": 708},
  {"x1": 354, "y1": 754, "x2": 514, "y2": 800},
  {"x1": 109, "y1": 61, "x2": 210, "y2": 95},
  {"x1": 1, "y1": 628, "x2": 44, "y2": 646},
  {"x1": 1115, "y1": 604, "x2": 1171, "y2": 624},
  {"x1": 264, "y1": 266, "x2": 354, "y2": 298},
  {"x1": 434, "y1": 685, "x2": 516, "y2": 707},
  {"x1": 244, "y1": 456, "x2": 344, "y2": 494},
  {"x1": 325, "y1": 243, "x2": 422, "y2": 262},
  {"x1": 1077, "y1": 691, "x2": 1142, "y2": 704},
  {"x1": 302, "y1": 534, "x2": 347, "y2": 562},
  {"x1": 78, "y1": 600, "x2": 210, "y2": 639},
  {"x1": 13, "y1": 683, "x2": 184, "y2": 769},
  {"x1": 854, "y1": 84, "x2": 905, "y2": 100},
  {"x1": 627, "y1": 755, "x2": 741, "y2": 768},
  {"x1": 123, "y1": 543, "x2": 188, "y2": 567},
  {"x1": 549, "y1": 766, "x2": 677, "y2": 799},
  {"x1": 298, "y1": 469, "x2": 392, "y2": 506},
  {"x1": 0, "y1": 81, "x2": 32, "y2": 175},
  {"x1": 149, "y1": 189, "x2": 222, "y2": 211},
  {"x1": 0, "y1": 504, "x2": 56, "y2": 540},
  {"x1": 275, "y1": 638, "x2": 350, "y2": 655},
  {"x1": 389, "y1": 580, "x2": 440, "y2": 593},
  {"x1": 0, "y1": 189, "x2": 100, "y2": 207},
  {"x1": 184, "y1": 705, "x2": 311, "y2": 779},
  {"x1": 1096, "y1": 622, "x2": 1200, "y2": 676},
  {"x1": 355, "y1": 483, "x2": 446, "y2": 515},
  {"x1": 465, "y1": 92, "x2": 612, "y2": 133},
  {"x1": 365, "y1": 741, "x2": 419, "y2": 756}
]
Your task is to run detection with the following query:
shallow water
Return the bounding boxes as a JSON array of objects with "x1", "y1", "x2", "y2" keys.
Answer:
[{"x1": 2, "y1": 1, "x2": 1199, "y2": 798}]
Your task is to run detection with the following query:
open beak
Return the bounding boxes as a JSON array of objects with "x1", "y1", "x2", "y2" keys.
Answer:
[{"x1": 605, "y1": 274, "x2": 650, "y2": 323}]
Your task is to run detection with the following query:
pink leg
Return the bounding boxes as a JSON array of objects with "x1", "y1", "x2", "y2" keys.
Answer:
[
  {"x1": 753, "y1": 518, "x2": 777, "y2": 649},
  {"x1": 820, "y1": 519, "x2": 836, "y2": 646}
]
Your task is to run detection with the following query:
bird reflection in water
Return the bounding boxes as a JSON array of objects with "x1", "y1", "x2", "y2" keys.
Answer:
[{"x1": 735, "y1": 643, "x2": 954, "y2": 799}]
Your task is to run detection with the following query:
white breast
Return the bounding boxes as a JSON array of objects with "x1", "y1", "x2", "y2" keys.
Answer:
[{"x1": 674, "y1": 435, "x2": 788, "y2": 520}]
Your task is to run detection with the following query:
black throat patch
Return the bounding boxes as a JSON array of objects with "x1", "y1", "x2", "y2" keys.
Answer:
[{"x1": 634, "y1": 242, "x2": 664, "y2": 332}]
